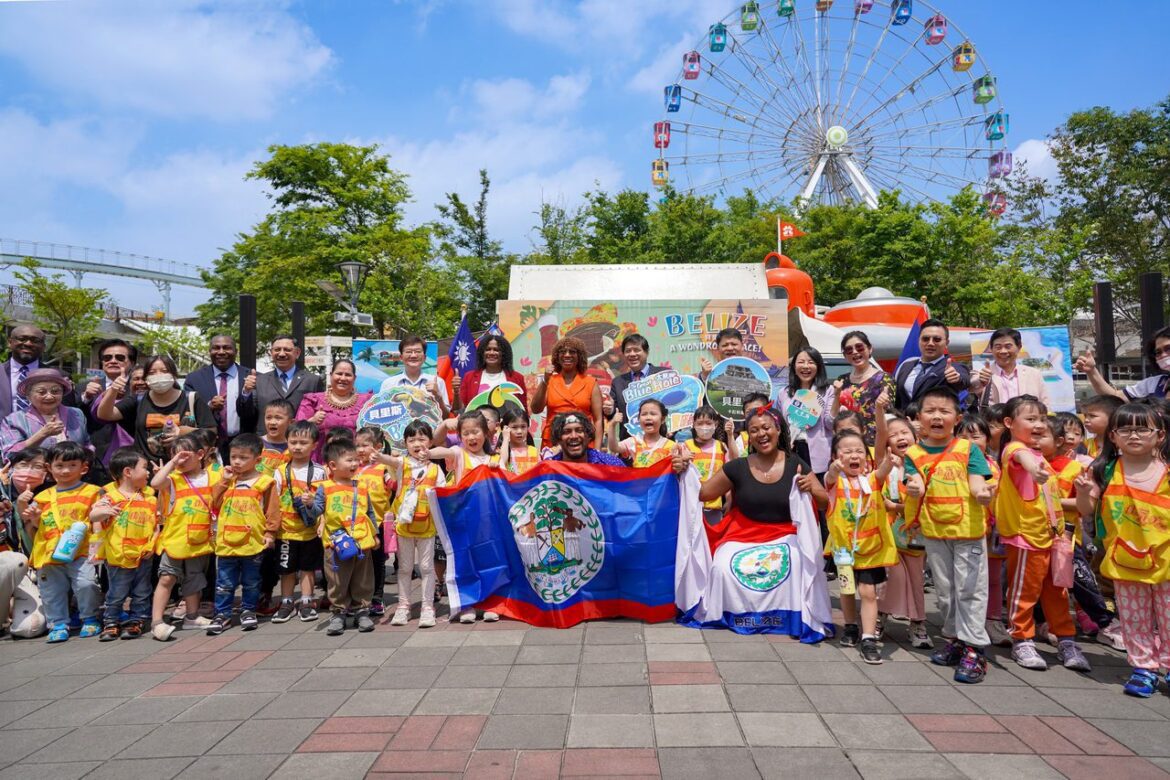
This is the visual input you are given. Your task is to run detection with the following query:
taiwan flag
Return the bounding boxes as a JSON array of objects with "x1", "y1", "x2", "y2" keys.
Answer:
[
  {"x1": 437, "y1": 312, "x2": 477, "y2": 401},
  {"x1": 430, "y1": 460, "x2": 687, "y2": 628}
]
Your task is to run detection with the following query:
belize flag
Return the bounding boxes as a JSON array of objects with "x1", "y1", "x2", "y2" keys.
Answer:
[{"x1": 430, "y1": 459, "x2": 686, "y2": 627}]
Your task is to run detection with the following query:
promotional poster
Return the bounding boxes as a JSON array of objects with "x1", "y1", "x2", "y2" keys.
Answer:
[
  {"x1": 351, "y1": 340, "x2": 440, "y2": 394},
  {"x1": 970, "y1": 326, "x2": 1076, "y2": 413}
]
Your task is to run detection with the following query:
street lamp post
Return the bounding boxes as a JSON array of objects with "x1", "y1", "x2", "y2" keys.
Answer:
[{"x1": 337, "y1": 261, "x2": 370, "y2": 340}]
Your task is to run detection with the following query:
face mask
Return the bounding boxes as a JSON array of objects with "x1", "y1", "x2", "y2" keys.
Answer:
[
  {"x1": 146, "y1": 374, "x2": 174, "y2": 392},
  {"x1": 694, "y1": 425, "x2": 716, "y2": 438},
  {"x1": 1158, "y1": 356, "x2": 1170, "y2": 372}
]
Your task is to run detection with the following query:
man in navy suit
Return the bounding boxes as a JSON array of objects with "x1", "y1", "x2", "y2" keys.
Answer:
[
  {"x1": 238, "y1": 334, "x2": 323, "y2": 433},
  {"x1": 0, "y1": 325, "x2": 79, "y2": 417},
  {"x1": 603, "y1": 334, "x2": 670, "y2": 440},
  {"x1": 183, "y1": 335, "x2": 256, "y2": 456},
  {"x1": 893, "y1": 318, "x2": 971, "y2": 411}
]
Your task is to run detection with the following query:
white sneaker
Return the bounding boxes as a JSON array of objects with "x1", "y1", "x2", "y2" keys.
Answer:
[
  {"x1": 151, "y1": 623, "x2": 175, "y2": 642},
  {"x1": 482, "y1": 611, "x2": 500, "y2": 622},
  {"x1": 1097, "y1": 622, "x2": 1126, "y2": 652},
  {"x1": 986, "y1": 620, "x2": 1013, "y2": 648},
  {"x1": 182, "y1": 615, "x2": 212, "y2": 630},
  {"x1": 1012, "y1": 639, "x2": 1048, "y2": 670},
  {"x1": 458, "y1": 610, "x2": 476, "y2": 624},
  {"x1": 390, "y1": 607, "x2": 410, "y2": 626},
  {"x1": 418, "y1": 610, "x2": 436, "y2": 629},
  {"x1": 1057, "y1": 639, "x2": 1092, "y2": 672},
  {"x1": 909, "y1": 621, "x2": 933, "y2": 649}
]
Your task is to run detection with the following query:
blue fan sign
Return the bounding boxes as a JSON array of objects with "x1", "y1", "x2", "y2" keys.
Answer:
[{"x1": 357, "y1": 387, "x2": 443, "y2": 452}]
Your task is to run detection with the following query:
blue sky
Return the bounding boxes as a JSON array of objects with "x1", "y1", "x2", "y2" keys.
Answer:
[{"x1": 0, "y1": 0, "x2": 1167, "y2": 317}]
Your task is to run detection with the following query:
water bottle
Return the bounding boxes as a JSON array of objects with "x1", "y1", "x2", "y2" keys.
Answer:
[
  {"x1": 51, "y1": 522, "x2": 88, "y2": 563},
  {"x1": 832, "y1": 548, "x2": 856, "y2": 596}
]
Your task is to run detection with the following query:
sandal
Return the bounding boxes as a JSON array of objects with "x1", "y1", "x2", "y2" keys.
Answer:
[
  {"x1": 46, "y1": 624, "x2": 70, "y2": 643},
  {"x1": 78, "y1": 620, "x2": 101, "y2": 638}
]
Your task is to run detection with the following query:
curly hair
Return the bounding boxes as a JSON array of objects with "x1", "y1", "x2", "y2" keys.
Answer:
[
  {"x1": 550, "y1": 336, "x2": 589, "y2": 375},
  {"x1": 550, "y1": 411, "x2": 595, "y2": 443},
  {"x1": 477, "y1": 335, "x2": 514, "y2": 373}
]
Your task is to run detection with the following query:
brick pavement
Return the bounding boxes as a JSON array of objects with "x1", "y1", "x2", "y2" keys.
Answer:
[{"x1": 1, "y1": 588, "x2": 1168, "y2": 779}]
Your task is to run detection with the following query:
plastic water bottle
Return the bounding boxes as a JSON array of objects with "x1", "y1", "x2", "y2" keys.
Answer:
[{"x1": 51, "y1": 522, "x2": 88, "y2": 563}]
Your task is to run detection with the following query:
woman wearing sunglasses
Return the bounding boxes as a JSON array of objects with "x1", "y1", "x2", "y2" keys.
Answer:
[
  {"x1": 1076, "y1": 325, "x2": 1170, "y2": 403},
  {"x1": 831, "y1": 331, "x2": 894, "y2": 446}
]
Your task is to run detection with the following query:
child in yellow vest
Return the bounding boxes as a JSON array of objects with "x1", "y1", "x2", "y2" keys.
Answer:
[
  {"x1": 149, "y1": 433, "x2": 218, "y2": 641},
  {"x1": 386, "y1": 420, "x2": 443, "y2": 628},
  {"x1": 207, "y1": 433, "x2": 279, "y2": 635},
  {"x1": 825, "y1": 431, "x2": 898, "y2": 664},
  {"x1": 1080, "y1": 395, "x2": 1122, "y2": 465},
  {"x1": 91, "y1": 448, "x2": 156, "y2": 641},
  {"x1": 19, "y1": 442, "x2": 102, "y2": 643},
  {"x1": 499, "y1": 408, "x2": 540, "y2": 475},
  {"x1": 356, "y1": 426, "x2": 394, "y2": 617},
  {"x1": 310, "y1": 437, "x2": 382, "y2": 636},
  {"x1": 1076, "y1": 403, "x2": 1170, "y2": 697},
  {"x1": 685, "y1": 406, "x2": 729, "y2": 525},
  {"x1": 996, "y1": 396, "x2": 1090, "y2": 673},
  {"x1": 270, "y1": 420, "x2": 324, "y2": 625},
  {"x1": 258, "y1": 399, "x2": 294, "y2": 475},
  {"x1": 609, "y1": 399, "x2": 674, "y2": 468},
  {"x1": 903, "y1": 388, "x2": 994, "y2": 684}
]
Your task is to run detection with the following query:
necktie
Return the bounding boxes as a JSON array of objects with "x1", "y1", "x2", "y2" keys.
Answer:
[
  {"x1": 282, "y1": 372, "x2": 291, "y2": 392},
  {"x1": 217, "y1": 372, "x2": 229, "y2": 432},
  {"x1": 14, "y1": 364, "x2": 29, "y2": 412}
]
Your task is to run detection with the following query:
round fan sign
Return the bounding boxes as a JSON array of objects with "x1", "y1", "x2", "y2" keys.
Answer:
[{"x1": 703, "y1": 357, "x2": 774, "y2": 421}]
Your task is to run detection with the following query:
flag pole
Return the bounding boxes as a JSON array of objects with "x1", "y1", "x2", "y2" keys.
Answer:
[{"x1": 777, "y1": 216, "x2": 782, "y2": 256}]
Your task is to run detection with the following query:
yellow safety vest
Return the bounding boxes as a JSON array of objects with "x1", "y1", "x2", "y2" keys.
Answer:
[
  {"x1": 685, "y1": 439, "x2": 727, "y2": 510},
  {"x1": 320, "y1": 480, "x2": 378, "y2": 551},
  {"x1": 1098, "y1": 461, "x2": 1170, "y2": 585},
  {"x1": 29, "y1": 484, "x2": 102, "y2": 569},
  {"x1": 157, "y1": 470, "x2": 218, "y2": 559},
  {"x1": 1052, "y1": 457, "x2": 1086, "y2": 546},
  {"x1": 393, "y1": 462, "x2": 440, "y2": 539},
  {"x1": 100, "y1": 485, "x2": 158, "y2": 569},
  {"x1": 826, "y1": 472, "x2": 897, "y2": 569},
  {"x1": 905, "y1": 438, "x2": 987, "y2": 541},
  {"x1": 357, "y1": 463, "x2": 392, "y2": 526},
  {"x1": 278, "y1": 463, "x2": 321, "y2": 542},
  {"x1": 994, "y1": 442, "x2": 1056, "y2": 549},
  {"x1": 215, "y1": 474, "x2": 274, "y2": 557}
]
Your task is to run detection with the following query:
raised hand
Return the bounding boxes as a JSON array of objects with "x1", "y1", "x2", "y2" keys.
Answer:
[
  {"x1": 795, "y1": 464, "x2": 817, "y2": 493},
  {"x1": 1073, "y1": 347, "x2": 1097, "y2": 375},
  {"x1": 83, "y1": 378, "x2": 103, "y2": 401},
  {"x1": 875, "y1": 388, "x2": 891, "y2": 411},
  {"x1": 243, "y1": 369, "x2": 257, "y2": 393},
  {"x1": 109, "y1": 366, "x2": 129, "y2": 396},
  {"x1": 943, "y1": 358, "x2": 961, "y2": 385},
  {"x1": 700, "y1": 358, "x2": 713, "y2": 374},
  {"x1": 310, "y1": 409, "x2": 327, "y2": 425},
  {"x1": 601, "y1": 395, "x2": 614, "y2": 416}
]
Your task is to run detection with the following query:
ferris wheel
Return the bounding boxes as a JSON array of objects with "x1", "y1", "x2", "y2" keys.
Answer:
[{"x1": 652, "y1": 0, "x2": 1011, "y2": 214}]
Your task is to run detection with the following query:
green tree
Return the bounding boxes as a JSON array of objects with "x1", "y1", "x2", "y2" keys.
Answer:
[
  {"x1": 197, "y1": 143, "x2": 459, "y2": 344},
  {"x1": 529, "y1": 200, "x2": 588, "y2": 265},
  {"x1": 11, "y1": 258, "x2": 107, "y2": 369},
  {"x1": 436, "y1": 169, "x2": 514, "y2": 330}
]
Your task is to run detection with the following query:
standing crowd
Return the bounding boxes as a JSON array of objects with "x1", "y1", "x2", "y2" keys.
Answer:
[{"x1": 0, "y1": 320, "x2": 1168, "y2": 700}]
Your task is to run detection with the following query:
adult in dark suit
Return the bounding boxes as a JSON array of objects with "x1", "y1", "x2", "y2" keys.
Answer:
[
  {"x1": 602, "y1": 334, "x2": 670, "y2": 440},
  {"x1": 183, "y1": 335, "x2": 256, "y2": 456},
  {"x1": 239, "y1": 334, "x2": 324, "y2": 433},
  {"x1": 893, "y1": 319, "x2": 971, "y2": 411},
  {"x1": 0, "y1": 325, "x2": 80, "y2": 418}
]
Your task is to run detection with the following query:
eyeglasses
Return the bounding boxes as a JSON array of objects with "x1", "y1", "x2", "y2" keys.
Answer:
[
  {"x1": 10, "y1": 336, "x2": 44, "y2": 345},
  {"x1": 1115, "y1": 427, "x2": 1159, "y2": 438},
  {"x1": 100, "y1": 353, "x2": 129, "y2": 363},
  {"x1": 842, "y1": 344, "x2": 867, "y2": 354},
  {"x1": 920, "y1": 336, "x2": 945, "y2": 344}
]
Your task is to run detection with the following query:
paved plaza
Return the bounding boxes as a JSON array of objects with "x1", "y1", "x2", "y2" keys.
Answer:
[{"x1": 1, "y1": 583, "x2": 1168, "y2": 780}]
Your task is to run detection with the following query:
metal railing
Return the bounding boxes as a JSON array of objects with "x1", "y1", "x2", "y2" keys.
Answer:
[{"x1": 0, "y1": 238, "x2": 205, "y2": 285}]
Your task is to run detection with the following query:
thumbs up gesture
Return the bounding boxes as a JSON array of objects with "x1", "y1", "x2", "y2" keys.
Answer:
[
  {"x1": 943, "y1": 357, "x2": 961, "y2": 385},
  {"x1": 795, "y1": 464, "x2": 816, "y2": 494},
  {"x1": 244, "y1": 369, "x2": 257, "y2": 393}
]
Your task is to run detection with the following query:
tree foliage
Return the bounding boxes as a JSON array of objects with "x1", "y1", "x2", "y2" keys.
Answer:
[{"x1": 11, "y1": 258, "x2": 107, "y2": 367}]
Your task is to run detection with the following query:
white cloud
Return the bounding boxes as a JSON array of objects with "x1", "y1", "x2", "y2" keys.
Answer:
[
  {"x1": 459, "y1": 71, "x2": 592, "y2": 124},
  {"x1": 1012, "y1": 138, "x2": 1059, "y2": 183},
  {"x1": 0, "y1": 0, "x2": 332, "y2": 121},
  {"x1": 630, "y1": 34, "x2": 693, "y2": 95}
]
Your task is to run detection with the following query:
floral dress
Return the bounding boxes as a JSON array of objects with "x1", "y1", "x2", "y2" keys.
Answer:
[{"x1": 839, "y1": 372, "x2": 894, "y2": 446}]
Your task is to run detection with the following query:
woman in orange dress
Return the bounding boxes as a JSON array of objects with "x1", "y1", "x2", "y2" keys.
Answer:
[{"x1": 530, "y1": 336, "x2": 603, "y2": 450}]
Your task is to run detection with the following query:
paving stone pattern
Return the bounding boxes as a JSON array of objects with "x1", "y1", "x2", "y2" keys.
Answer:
[{"x1": 1, "y1": 587, "x2": 1167, "y2": 779}]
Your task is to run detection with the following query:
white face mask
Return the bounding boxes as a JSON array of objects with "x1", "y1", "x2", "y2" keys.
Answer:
[
  {"x1": 1158, "y1": 355, "x2": 1170, "y2": 372},
  {"x1": 694, "y1": 425, "x2": 716, "y2": 438},
  {"x1": 146, "y1": 373, "x2": 174, "y2": 392}
]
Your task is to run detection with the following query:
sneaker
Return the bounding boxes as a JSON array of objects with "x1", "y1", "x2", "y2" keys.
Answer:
[
  {"x1": 298, "y1": 602, "x2": 318, "y2": 622},
  {"x1": 418, "y1": 609, "x2": 436, "y2": 629},
  {"x1": 239, "y1": 611, "x2": 258, "y2": 631},
  {"x1": 390, "y1": 607, "x2": 410, "y2": 626},
  {"x1": 1097, "y1": 622, "x2": 1126, "y2": 652},
  {"x1": 325, "y1": 612, "x2": 346, "y2": 636},
  {"x1": 207, "y1": 613, "x2": 232, "y2": 636},
  {"x1": 99, "y1": 622, "x2": 120, "y2": 642},
  {"x1": 1057, "y1": 639, "x2": 1092, "y2": 672},
  {"x1": 151, "y1": 623, "x2": 176, "y2": 642},
  {"x1": 985, "y1": 620, "x2": 1013, "y2": 648},
  {"x1": 120, "y1": 620, "x2": 144, "y2": 639},
  {"x1": 1011, "y1": 639, "x2": 1048, "y2": 670},
  {"x1": 459, "y1": 610, "x2": 476, "y2": 624},
  {"x1": 46, "y1": 623, "x2": 70, "y2": 643},
  {"x1": 839, "y1": 623, "x2": 860, "y2": 648},
  {"x1": 370, "y1": 599, "x2": 385, "y2": 617},
  {"x1": 182, "y1": 615, "x2": 212, "y2": 630},
  {"x1": 482, "y1": 611, "x2": 500, "y2": 623},
  {"x1": 78, "y1": 619, "x2": 101, "y2": 638},
  {"x1": 356, "y1": 610, "x2": 375, "y2": 633},
  {"x1": 954, "y1": 647, "x2": 988, "y2": 684},
  {"x1": 859, "y1": 637, "x2": 882, "y2": 665},
  {"x1": 930, "y1": 638, "x2": 964, "y2": 667},
  {"x1": 910, "y1": 621, "x2": 933, "y2": 649},
  {"x1": 272, "y1": 599, "x2": 296, "y2": 623},
  {"x1": 874, "y1": 613, "x2": 886, "y2": 643},
  {"x1": 1123, "y1": 668, "x2": 1159, "y2": 698},
  {"x1": 1075, "y1": 607, "x2": 1099, "y2": 636}
]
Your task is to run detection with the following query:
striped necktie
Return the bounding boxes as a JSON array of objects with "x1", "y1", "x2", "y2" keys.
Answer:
[{"x1": 14, "y1": 364, "x2": 29, "y2": 412}]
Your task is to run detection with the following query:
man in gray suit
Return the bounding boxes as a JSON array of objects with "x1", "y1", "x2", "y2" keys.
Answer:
[{"x1": 240, "y1": 334, "x2": 324, "y2": 432}]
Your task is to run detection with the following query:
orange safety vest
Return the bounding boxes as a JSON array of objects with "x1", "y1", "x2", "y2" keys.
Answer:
[
  {"x1": 29, "y1": 484, "x2": 102, "y2": 569},
  {"x1": 319, "y1": 480, "x2": 378, "y2": 551},
  {"x1": 215, "y1": 474, "x2": 274, "y2": 557},
  {"x1": 905, "y1": 438, "x2": 987, "y2": 541},
  {"x1": 100, "y1": 484, "x2": 158, "y2": 569},
  {"x1": 157, "y1": 470, "x2": 218, "y2": 559},
  {"x1": 826, "y1": 472, "x2": 897, "y2": 570},
  {"x1": 1097, "y1": 461, "x2": 1170, "y2": 585}
]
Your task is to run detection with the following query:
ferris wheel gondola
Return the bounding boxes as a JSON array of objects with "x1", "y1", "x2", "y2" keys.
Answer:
[{"x1": 651, "y1": 0, "x2": 1012, "y2": 214}]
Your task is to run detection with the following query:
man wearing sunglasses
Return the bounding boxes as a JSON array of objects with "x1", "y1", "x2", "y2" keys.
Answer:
[
  {"x1": 79, "y1": 339, "x2": 139, "y2": 478},
  {"x1": 893, "y1": 319, "x2": 970, "y2": 410}
]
